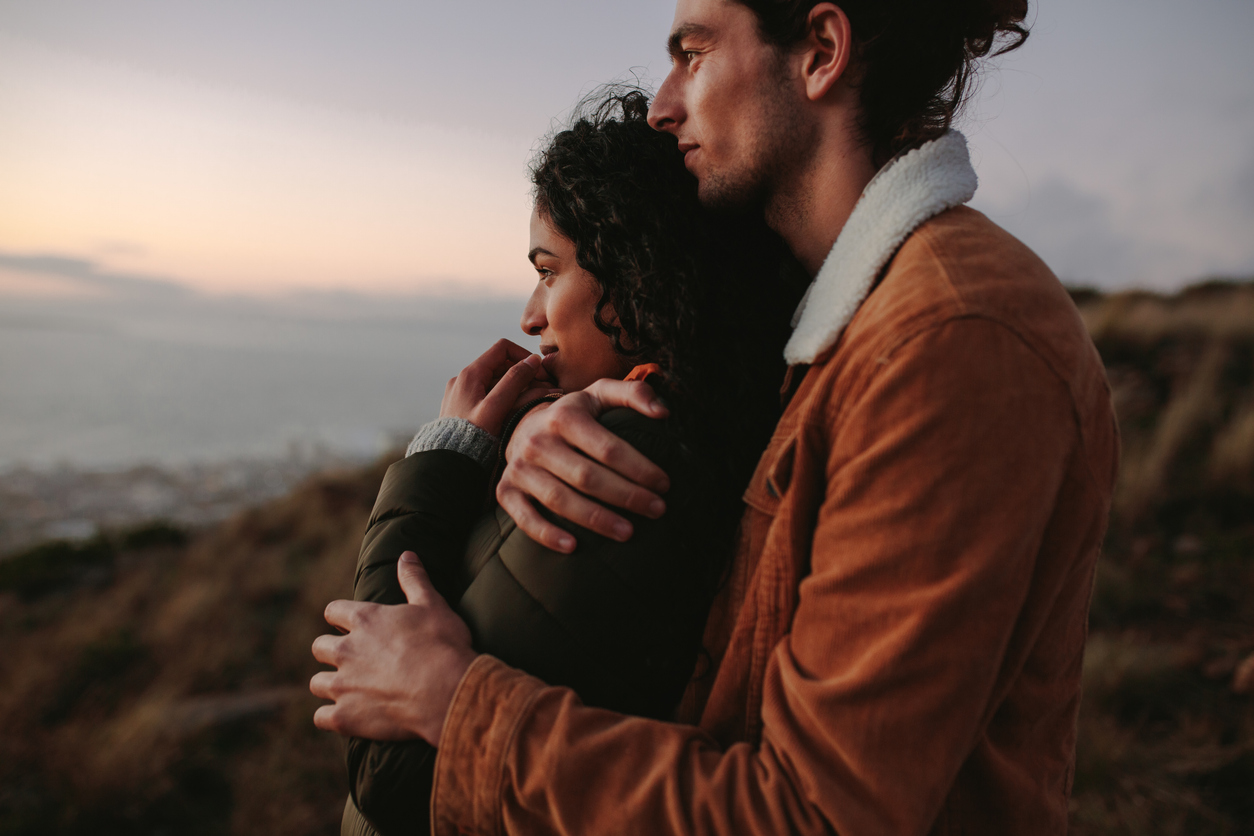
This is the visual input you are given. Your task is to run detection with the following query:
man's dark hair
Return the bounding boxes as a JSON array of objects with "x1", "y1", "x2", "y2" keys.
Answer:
[
  {"x1": 735, "y1": 0, "x2": 1029, "y2": 166},
  {"x1": 531, "y1": 87, "x2": 805, "y2": 593}
]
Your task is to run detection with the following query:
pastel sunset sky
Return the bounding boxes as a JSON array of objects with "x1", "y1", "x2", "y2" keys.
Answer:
[{"x1": 2, "y1": 0, "x2": 1252, "y2": 299}]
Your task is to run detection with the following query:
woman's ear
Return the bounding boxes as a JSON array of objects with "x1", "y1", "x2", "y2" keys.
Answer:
[{"x1": 800, "y1": 3, "x2": 854, "y2": 103}]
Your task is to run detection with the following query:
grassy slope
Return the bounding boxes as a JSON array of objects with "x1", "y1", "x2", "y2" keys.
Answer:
[
  {"x1": 1, "y1": 282, "x2": 1251, "y2": 835},
  {"x1": 0, "y1": 461, "x2": 388, "y2": 836},
  {"x1": 1069, "y1": 282, "x2": 1254, "y2": 834}
]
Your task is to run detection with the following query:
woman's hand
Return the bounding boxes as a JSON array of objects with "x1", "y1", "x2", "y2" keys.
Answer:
[{"x1": 440, "y1": 339, "x2": 560, "y2": 437}]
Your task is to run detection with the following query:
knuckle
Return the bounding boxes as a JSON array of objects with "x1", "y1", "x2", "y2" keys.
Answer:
[
  {"x1": 591, "y1": 436, "x2": 617, "y2": 462},
  {"x1": 585, "y1": 504, "x2": 610, "y2": 530},
  {"x1": 322, "y1": 709, "x2": 345, "y2": 734},
  {"x1": 570, "y1": 461, "x2": 595, "y2": 491},
  {"x1": 317, "y1": 641, "x2": 341, "y2": 667},
  {"x1": 626, "y1": 485, "x2": 651, "y2": 510},
  {"x1": 540, "y1": 481, "x2": 566, "y2": 508},
  {"x1": 517, "y1": 434, "x2": 542, "y2": 460},
  {"x1": 552, "y1": 395, "x2": 579, "y2": 415}
]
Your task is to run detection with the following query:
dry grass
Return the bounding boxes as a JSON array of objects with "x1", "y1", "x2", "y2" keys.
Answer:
[
  {"x1": 0, "y1": 459, "x2": 390, "y2": 836},
  {"x1": 1071, "y1": 280, "x2": 1254, "y2": 834}
]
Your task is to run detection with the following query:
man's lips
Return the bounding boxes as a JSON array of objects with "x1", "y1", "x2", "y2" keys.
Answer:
[{"x1": 678, "y1": 142, "x2": 699, "y2": 168}]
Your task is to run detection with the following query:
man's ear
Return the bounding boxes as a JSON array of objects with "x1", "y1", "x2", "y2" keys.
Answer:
[{"x1": 800, "y1": 3, "x2": 854, "y2": 102}]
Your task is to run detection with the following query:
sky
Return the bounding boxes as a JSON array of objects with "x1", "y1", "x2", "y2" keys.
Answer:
[{"x1": 1, "y1": 0, "x2": 1252, "y2": 298}]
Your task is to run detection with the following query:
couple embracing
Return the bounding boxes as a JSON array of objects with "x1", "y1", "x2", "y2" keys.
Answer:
[{"x1": 312, "y1": 1, "x2": 1119, "y2": 835}]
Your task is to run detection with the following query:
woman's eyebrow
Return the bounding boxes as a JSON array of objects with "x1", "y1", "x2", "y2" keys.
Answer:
[{"x1": 528, "y1": 247, "x2": 556, "y2": 265}]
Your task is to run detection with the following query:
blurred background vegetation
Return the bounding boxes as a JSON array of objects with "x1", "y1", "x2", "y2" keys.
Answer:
[{"x1": 1, "y1": 281, "x2": 1251, "y2": 835}]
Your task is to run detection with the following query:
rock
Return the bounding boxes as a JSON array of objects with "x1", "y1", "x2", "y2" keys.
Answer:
[
  {"x1": 1203, "y1": 656, "x2": 1237, "y2": 680},
  {"x1": 1234, "y1": 654, "x2": 1254, "y2": 696}
]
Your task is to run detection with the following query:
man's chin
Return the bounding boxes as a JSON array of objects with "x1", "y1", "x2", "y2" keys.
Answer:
[{"x1": 697, "y1": 172, "x2": 766, "y2": 213}]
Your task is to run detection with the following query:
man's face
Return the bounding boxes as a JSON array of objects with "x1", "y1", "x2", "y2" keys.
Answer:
[{"x1": 648, "y1": 0, "x2": 812, "y2": 210}]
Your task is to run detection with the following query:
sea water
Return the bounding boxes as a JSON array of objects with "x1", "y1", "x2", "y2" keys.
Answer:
[{"x1": 0, "y1": 291, "x2": 530, "y2": 472}]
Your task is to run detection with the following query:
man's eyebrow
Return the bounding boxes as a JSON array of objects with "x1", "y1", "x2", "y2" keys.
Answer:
[
  {"x1": 667, "y1": 23, "x2": 715, "y2": 57},
  {"x1": 528, "y1": 247, "x2": 555, "y2": 264}
]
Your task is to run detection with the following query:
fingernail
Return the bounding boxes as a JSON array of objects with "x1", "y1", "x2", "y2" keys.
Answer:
[
  {"x1": 523, "y1": 354, "x2": 541, "y2": 368},
  {"x1": 400, "y1": 551, "x2": 418, "y2": 563},
  {"x1": 558, "y1": 535, "x2": 575, "y2": 552},
  {"x1": 648, "y1": 499, "x2": 666, "y2": 517},
  {"x1": 650, "y1": 400, "x2": 666, "y2": 415},
  {"x1": 613, "y1": 521, "x2": 632, "y2": 541}
]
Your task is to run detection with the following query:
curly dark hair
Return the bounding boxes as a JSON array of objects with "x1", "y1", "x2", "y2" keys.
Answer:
[
  {"x1": 734, "y1": 0, "x2": 1029, "y2": 166},
  {"x1": 531, "y1": 87, "x2": 806, "y2": 591}
]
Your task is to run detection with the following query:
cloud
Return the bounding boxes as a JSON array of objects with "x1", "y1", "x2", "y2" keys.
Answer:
[
  {"x1": 972, "y1": 177, "x2": 1234, "y2": 290},
  {"x1": 0, "y1": 249, "x2": 530, "y2": 329},
  {"x1": 0, "y1": 253, "x2": 193, "y2": 300},
  {"x1": 976, "y1": 178, "x2": 1141, "y2": 287},
  {"x1": 1230, "y1": 155, "x2": 1254, "y2": 217}
]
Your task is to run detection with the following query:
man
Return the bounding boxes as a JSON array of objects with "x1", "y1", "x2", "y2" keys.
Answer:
[{"x1": 311, "y1": 1, "x2": 1118, "y2": 833}]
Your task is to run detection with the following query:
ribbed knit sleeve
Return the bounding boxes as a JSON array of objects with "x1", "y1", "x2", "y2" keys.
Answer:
[{"x1": 406, "y1": 417, "x2": 497, "y2": 470}]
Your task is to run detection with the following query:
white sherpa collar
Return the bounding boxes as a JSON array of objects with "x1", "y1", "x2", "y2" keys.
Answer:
[{"x1": 783, "y1": 130, "x2": 978, "y2": 365}]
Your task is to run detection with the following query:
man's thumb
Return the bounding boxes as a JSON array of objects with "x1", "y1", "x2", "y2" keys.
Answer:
[{"x1": 398, "y1": 551, "x2": 431, "y2": 604}]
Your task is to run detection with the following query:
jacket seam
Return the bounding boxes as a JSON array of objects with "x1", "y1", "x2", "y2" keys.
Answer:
[
  {"x1": 490, "y1": 682, "x2": 547, "y2": 836},
  {"x1": 826, "y1": 303, "x2": 1100, "y2": 497}
]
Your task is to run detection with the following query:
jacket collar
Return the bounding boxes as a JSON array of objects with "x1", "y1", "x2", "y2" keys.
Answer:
[{"x1": 783, "y1": 130, "x2": 978, "y2": 365}]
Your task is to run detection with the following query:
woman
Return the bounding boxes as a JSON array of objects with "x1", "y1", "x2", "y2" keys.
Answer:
[{"x1": 341, "y1": 88, "x2": 807, "y2": 836}]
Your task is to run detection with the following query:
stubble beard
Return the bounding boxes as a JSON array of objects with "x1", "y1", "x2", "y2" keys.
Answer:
[{"x1": 695, "y1": 55, "x2": 816, "y2": 220}]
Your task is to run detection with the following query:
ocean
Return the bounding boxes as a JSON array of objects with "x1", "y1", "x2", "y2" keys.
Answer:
[{"x1": 0, "y1": 290, "x2": 531, "y2": 472}]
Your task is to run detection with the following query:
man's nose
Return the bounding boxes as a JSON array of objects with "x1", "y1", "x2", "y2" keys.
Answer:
[
  {"x1": 520, "y1": 289, "x2": 546, "y2": 336},
  {"x1": 648, "y1": 69, "x2": 683, "y2": 132}
]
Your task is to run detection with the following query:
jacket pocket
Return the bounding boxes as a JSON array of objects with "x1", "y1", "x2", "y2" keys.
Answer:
[{"x1": 743, "y1": 433, "x2": 796, "y2": 515}]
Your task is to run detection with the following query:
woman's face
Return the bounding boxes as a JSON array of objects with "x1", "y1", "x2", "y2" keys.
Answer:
[{"x1": 521, "y1": 207, "x2": 632, "y2": 392}]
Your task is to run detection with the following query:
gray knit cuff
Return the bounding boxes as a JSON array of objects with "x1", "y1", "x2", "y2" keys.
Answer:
[{"x1": 405, "y1": 417, "x2": 498, "y2": 470}]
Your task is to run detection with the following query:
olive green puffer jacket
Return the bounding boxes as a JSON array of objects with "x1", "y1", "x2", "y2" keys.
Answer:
[{"x1": 342, "y1": 403, "x2": 711, "y2": 836}]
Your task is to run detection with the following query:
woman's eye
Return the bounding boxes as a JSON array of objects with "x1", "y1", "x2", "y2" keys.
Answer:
[{"x1": 537, "y1": 268, "x2": 553, "y2": 282}]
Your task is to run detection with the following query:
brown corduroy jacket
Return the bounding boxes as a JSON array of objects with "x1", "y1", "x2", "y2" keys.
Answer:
[{"x1": 428, "y1": 136, "x2": 1118, "y2": 836}]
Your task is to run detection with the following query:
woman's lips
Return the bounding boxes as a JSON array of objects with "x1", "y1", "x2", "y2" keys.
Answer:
[{"x1": 539, "y1": 348, "x2": 558, "y2": 380}]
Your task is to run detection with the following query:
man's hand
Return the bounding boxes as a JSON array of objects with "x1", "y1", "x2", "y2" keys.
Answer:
[
  {"x1": 497, "y1": 378, "x2": 671, "y2": 554},
  {"x1": 310, "y1": 552, "x2": 477, "y2": 747},
  {"x1": 440, "y1": 339, "x2": 560, "y2": 437}
]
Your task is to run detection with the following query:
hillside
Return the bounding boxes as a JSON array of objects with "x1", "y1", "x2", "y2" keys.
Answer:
[
  {"x1": 1069, "y1": 281, "x2": 1254, "y2": 833},
  {"x1": 2, "y1": 281, "x2": 1252, "y2": 835},
  {"x1": 0, "y1": 462, "x2": 388, "y2": 835}
]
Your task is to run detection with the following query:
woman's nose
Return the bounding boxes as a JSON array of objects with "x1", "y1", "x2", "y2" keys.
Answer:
[{"x1": 520, "y1": 287, "x2": 546, "y2": 336}]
